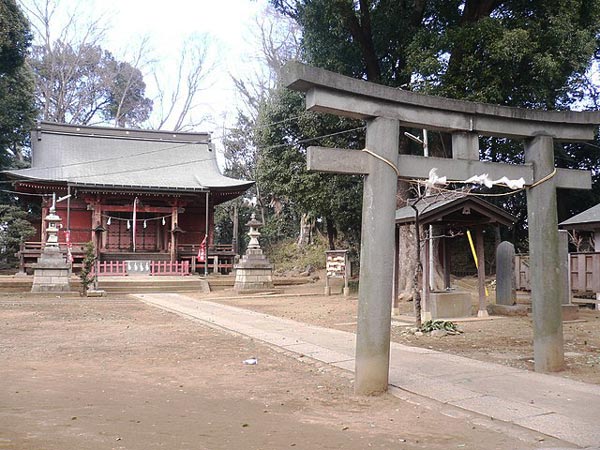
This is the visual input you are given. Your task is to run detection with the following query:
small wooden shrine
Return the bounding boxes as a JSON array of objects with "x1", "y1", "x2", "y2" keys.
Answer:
[
  {"x1": 394, "y1": 193, "x2": 515, "y2": 319},
  {"x1": 7, "y1": 122, "x2": 253, "y2": 275}
]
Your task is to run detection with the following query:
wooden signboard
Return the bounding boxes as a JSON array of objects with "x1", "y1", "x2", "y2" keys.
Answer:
[{"x1": 325, "y1": 250, "x2": 350, "y2": 296}]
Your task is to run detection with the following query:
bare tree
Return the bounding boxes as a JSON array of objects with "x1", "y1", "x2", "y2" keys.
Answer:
[
  {"x1": 148, "y1": 34, "x2": 215, "y2": 132},
  {"x1": 231, "y1": 5, "x2": 301, "y2": 120},
  {"x1": 224, "y1": 6, "x2": 303, "y2": 240},
  {"x1": 20, "y1": 0, "x2": 152, "y2": 127}
]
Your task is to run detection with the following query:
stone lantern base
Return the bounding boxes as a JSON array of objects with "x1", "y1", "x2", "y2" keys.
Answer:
[
  {"x1": 234, "y1": 248, "x2": 274, "y2": 292},
  {"x1": 31, "y1": 246, "x2": 71, "y2": 293}
]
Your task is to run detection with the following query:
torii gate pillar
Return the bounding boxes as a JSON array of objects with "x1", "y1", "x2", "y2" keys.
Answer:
[
  {"x1": 526, "y1": 136, "x2": 564, "y2": 371},
  {"x1": 355, "y1": 117, "x2": 399, "y2": 394}
]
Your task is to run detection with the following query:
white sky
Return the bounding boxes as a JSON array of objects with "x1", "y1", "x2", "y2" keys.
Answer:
[
  {"x1": 103, "y1": 0, "x2": 268, "y2": 131},
  {"x1": 21, "y1": 0, "x2": 270, "y2": 131}
]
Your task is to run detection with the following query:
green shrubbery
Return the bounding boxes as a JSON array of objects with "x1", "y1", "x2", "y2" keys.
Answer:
[{"x1": 267, "y1": 236, "x2": 328, "y2": 272}]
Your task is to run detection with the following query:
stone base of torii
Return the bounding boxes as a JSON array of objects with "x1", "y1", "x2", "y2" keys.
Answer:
[{"x1": 282, "y1": 62, "x2": 599, "y2": 395}]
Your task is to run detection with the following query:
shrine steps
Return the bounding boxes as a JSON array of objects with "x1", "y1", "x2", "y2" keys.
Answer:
[
  {"x1": 96, "y1": 276, "x2": 209, "y2": 294},
  {"x1": 0, "y1": 275, "x2": 312, "y2": 295},
  {"x1": 0, "y1": 275, "x2": 209, "y2": 295}
]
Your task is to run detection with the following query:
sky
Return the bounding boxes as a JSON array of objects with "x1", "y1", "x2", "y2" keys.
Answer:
[
  {"x1": 101, "y1": 0, "x2": 269, "y2": 128},
  {"x1": 20, "y1": 0, "x2": 272, "y2": 137}
]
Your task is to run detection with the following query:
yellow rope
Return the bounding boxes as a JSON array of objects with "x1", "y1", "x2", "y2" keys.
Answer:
[
  {"x1": 529, "y1": 167, "x2": 558, "y2": 188},
  {"x1": 361, "y1": 148, "x2": 400, "y2": 177}
]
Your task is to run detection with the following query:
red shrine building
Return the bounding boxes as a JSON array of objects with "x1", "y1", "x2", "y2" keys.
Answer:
[{"x1": 7, "y1": 122, "x2": 253, "y2": 275}]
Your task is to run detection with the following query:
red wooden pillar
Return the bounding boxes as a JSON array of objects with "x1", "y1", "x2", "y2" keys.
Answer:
[
  {"x1": 170, "y1": 205, "x2": 179, "y2": 262},
  {"x1": 92, "y1": 201, "x2": 103, "y2": 257}
]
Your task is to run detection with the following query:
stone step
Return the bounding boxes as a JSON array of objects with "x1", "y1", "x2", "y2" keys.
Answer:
[{"x1": 0, "y1": 275, "x2": 311, "y2": 294}]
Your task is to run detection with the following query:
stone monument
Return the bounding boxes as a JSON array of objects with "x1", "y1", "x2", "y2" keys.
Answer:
[
  {"x1": 233, "y1": 213, "x2": 274, "y2": 292},
  {"x1": 31, "y1": 199, "x2": 71, "y2": 292},
  {"x1": 496, "y1": 241, "x2": 516, "y2": 306}
]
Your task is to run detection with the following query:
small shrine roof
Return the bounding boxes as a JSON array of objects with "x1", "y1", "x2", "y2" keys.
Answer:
[
  {"x1": 395, "y1": 193, "x2": 515, "y2": 227},
  {"x1": 559, "y1": 203, "x2": 600, "y2": 231},
  {"x1": 5, "y1": 122, "x2": 254, "y2": 194}
]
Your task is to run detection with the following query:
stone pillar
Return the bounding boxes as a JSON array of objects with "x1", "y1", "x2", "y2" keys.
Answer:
[
  {"x1": 422, "y1": 231, "x2": 432, "y2": 321},
  {"x1": 559, "y1": 230, "x2": 570, "y2": 305},
  {"x1": 525, "y1": 135, "x2": 564, "y2": 372},
  {"x1": 496, "y1": 241, "x2": 516, "y2": 306},
  {"x1": 392, "y1": 225, "x2": 400, "y2": 314},
  {"x1": 355, "y1": 117, "x2": 398, "y2": 395},
  {"x1": 559, "y1": 230, "x2": 578, "y2": 320},
  {"x1": 452, "y1": 132, "x2": 479, "y2": 160}
]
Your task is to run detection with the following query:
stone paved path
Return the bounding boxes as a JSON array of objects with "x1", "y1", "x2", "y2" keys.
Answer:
[{"x1": 135, "y1": 293, "x2": 600, "y2": 448}]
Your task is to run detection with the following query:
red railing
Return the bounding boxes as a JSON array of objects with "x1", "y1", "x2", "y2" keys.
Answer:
[
  {"x1": 150, "y1": 261, "x2": 190, "y2": 276},
  {"x1": 94, "y1": 261, "x2": 129, "y2": 276}
]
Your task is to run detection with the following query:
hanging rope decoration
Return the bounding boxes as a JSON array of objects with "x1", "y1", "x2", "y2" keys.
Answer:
[
  {"x1": 408, "y1": 167, "x2": 558, "y2": 198},
  {"x1": 102, "y1": 213, "x2": 172, "y2": 226},
  {"x1": 359, "y1": 148, "x2": 559, "y2": 198}
]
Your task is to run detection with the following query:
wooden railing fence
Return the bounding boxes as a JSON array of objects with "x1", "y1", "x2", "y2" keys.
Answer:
[{"x1": 515, "y1": 252, "x2": 600, "y2": 293}]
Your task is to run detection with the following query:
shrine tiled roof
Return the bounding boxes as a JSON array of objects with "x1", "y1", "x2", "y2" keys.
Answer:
[
  {"x1": 559, "y1": 203, "x2": 600, "y2": 230},
  {"x1": 5, "y1": 122, "x2": 254, "y2": 193}
]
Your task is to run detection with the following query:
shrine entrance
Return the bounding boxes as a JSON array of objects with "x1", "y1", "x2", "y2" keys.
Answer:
[
  {"x1": 105, "y1": 213, "x2": 162, "y2": 253},
  {"x1": 282, "y1": 61, "x2": 600, "y2": 394}
]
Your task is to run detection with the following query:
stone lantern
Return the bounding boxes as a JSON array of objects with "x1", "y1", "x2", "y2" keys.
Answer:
[
  {"x1": 31, "y1": 201, "x2": 71, "y2": 292},
  {"x1": 233, "y1": 213, "x2": 274, "y2": 292}
]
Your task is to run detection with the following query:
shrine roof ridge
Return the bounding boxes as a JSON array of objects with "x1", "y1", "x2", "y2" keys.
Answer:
[
  {"x1": 395, "y1": 194, "x2": 515, "y2": 227},
  {"x1": 282, "y1": 62, "x2": 600, "y2": 126},
  {"x1": 35, "y1": 121, "x2": 212, "y2": 144}
]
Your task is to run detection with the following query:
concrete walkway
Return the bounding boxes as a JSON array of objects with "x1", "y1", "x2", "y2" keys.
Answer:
[{"x1": 134, "y1": 293, "x2": 600, "y2": 448}]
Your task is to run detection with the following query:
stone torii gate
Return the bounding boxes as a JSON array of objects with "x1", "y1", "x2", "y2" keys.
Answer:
[{"x1": 282, "y1": 62, "x2": 600, "y2": 395}]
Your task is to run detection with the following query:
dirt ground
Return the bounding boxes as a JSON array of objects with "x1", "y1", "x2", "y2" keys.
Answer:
[
  {"x1": 199, "y1": 277, "x2": 600, "y2": 386},
  {"x1": 0, "y1": 294, "x2": 569, "y2": 450}
]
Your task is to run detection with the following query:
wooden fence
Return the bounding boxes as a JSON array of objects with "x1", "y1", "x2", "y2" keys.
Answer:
[{"x1": 515, "y1": 252, "x2": 600, "y2": 293}]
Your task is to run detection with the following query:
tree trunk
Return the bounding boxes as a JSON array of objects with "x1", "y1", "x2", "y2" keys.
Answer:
[
  {"x1": 297, "y1": 213, "x2": 312, "y2": 247},
  {"x1": 397, "y1": 224, "x2": 417, "y2": 299},
  {"x1": 326, "y1": 217, "x2": 337, "y2": 250},
  {"x1": 429, "y1": 224, "x2": 447, "y2": 291}
]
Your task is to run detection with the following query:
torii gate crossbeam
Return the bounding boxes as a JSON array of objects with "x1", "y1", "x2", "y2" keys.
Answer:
[{"x1": 282, "y1": 62, "x2": 599, "y2": 395}]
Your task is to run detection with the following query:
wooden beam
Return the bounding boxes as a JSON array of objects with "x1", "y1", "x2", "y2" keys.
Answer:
[{"x1": 100, "y1": 205, "x2": 174, "y2": 213}]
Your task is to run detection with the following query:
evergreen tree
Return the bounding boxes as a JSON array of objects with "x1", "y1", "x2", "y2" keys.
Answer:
[
  {"x1": 0, "y1": 0, "x2": 36, "y2": 165},
  {"x1": 266, "y1": 0, "x2": 600, "y2": 248}
]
